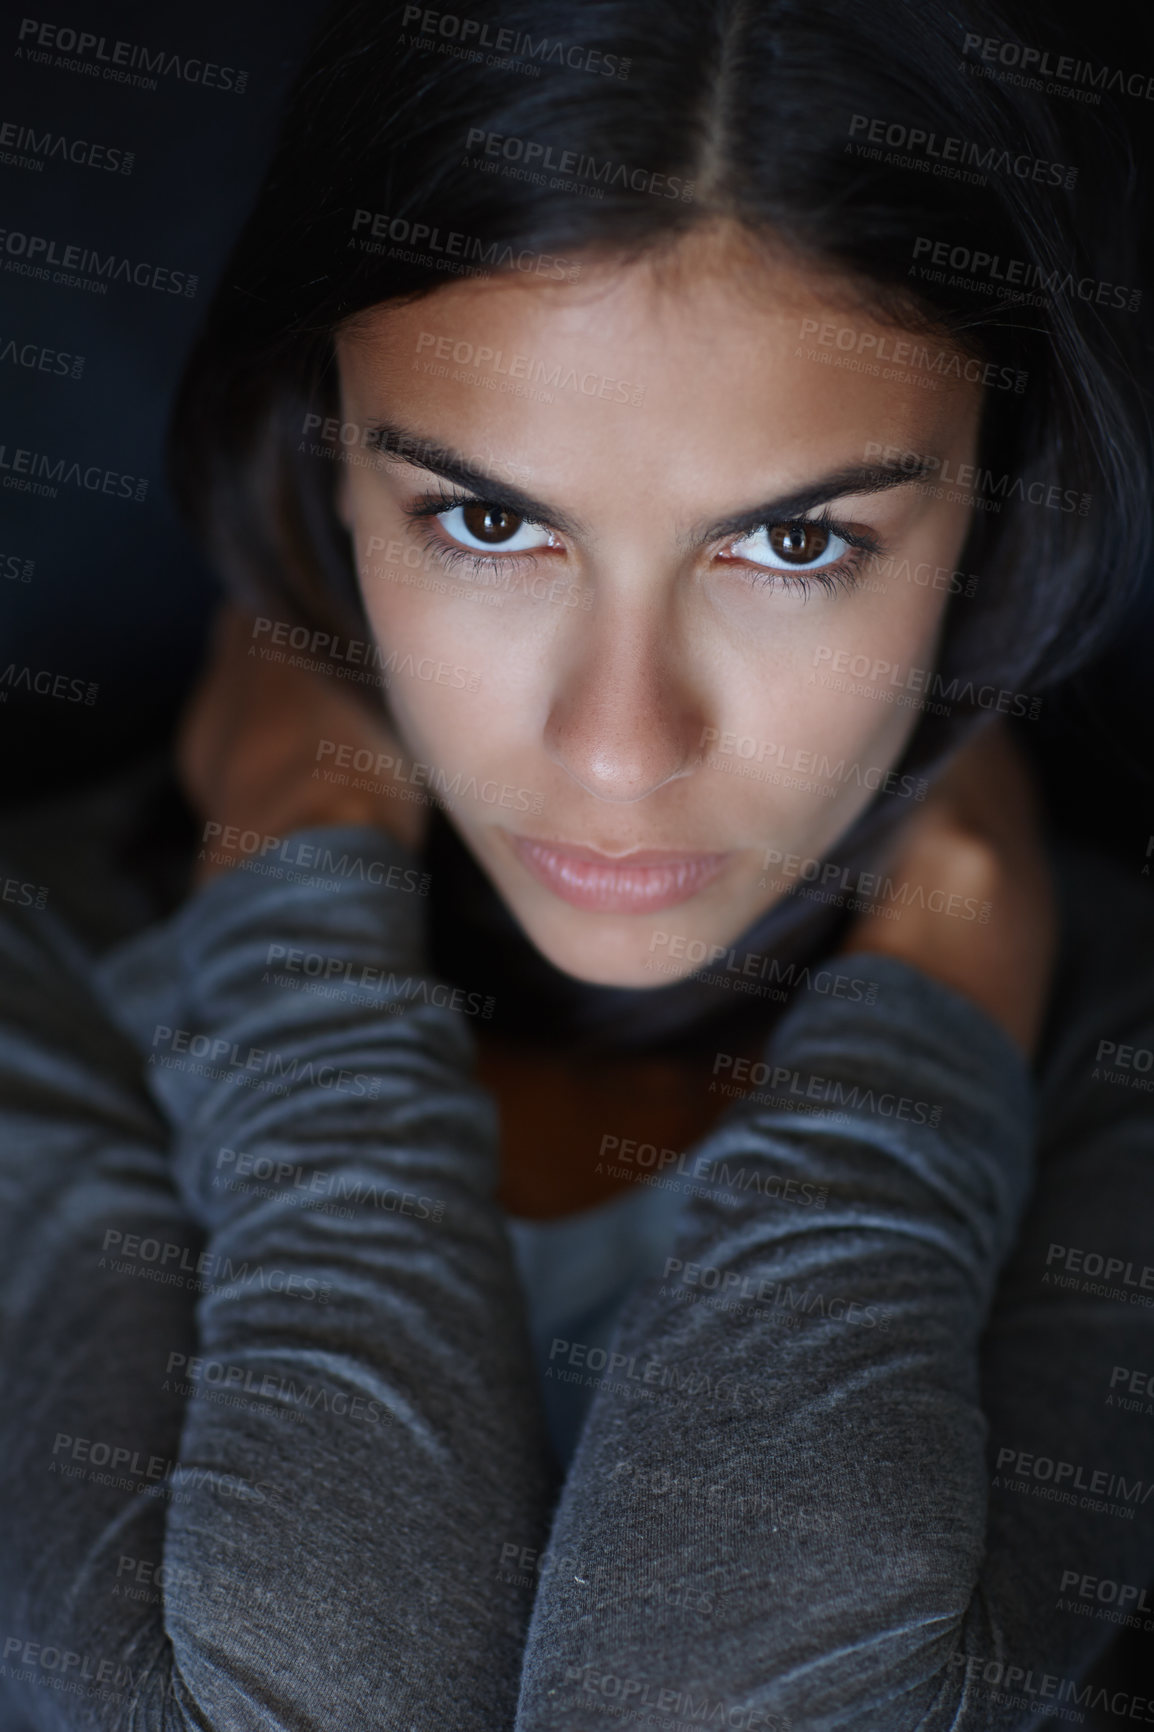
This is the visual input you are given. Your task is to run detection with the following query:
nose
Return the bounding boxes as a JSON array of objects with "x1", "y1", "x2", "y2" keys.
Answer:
[{"x1": 543, "y1": 602, "x2": 709, "y2": 804}]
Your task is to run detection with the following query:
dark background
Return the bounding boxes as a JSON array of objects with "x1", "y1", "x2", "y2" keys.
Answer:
[
  {"x1": 0, "y1": 0, "x2": 328, "y2": 804},
  {"x1": 0, "y1": 2, "x2": 1151, "y2": 1715},
  {"x1": 1, "y1": 0, "x2": 1152, "y2": 869}
]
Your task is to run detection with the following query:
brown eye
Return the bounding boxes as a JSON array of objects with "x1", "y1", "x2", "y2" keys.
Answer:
[
  {"x1": 461, "y1": 503, "x2": 524, "y2": 544},
  {"x1": 768, "y1": 521, "x2": 831, "y2": 564}
]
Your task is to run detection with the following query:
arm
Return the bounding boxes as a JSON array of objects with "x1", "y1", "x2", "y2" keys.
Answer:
[
  {"x1": 0, "y1": 623, "x2": 554, "y2": 1732},
  {"x1": 112, "y1": 826, "x2": 553, "y2": 1728},
  {"x1": 513, "y1": 725, "x2": 1154, "y2": 1731},
  {"x1": 513, "y1": 953, "x2": 1035, "y2": 1732}
]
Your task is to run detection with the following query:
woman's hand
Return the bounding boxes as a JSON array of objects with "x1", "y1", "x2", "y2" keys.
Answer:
[
  {"x1": 841, "y1": 720, "x2": 1057, "y2": 1056},
  {"x1": 178, "y1": 604, "x2": 428, "y2": 884}
]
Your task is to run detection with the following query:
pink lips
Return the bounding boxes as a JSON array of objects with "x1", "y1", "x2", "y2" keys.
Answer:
[{"x1": 508, "y1": 833, "x2": 729, "y2": 914}]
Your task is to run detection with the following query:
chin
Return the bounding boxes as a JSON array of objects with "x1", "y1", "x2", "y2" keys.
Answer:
[
  {"x1": 461, "y1": 822, "x2": 756, "y2": 991},
  {"x1": 551, "y1": 949, "x2": 693, "y2": 990},
  {"x1": 510, "y1": 908, "x2": 712, "y2": 992}
]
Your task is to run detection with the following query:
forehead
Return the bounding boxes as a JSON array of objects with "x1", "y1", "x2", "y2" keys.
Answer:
[{"x1": 335, "y1": 226, "x2": 980, "y2": 494}]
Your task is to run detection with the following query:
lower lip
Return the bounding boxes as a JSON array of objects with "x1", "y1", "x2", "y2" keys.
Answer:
[{"x1": 508, "y1": 835, "x2": 729, "y2": 914}]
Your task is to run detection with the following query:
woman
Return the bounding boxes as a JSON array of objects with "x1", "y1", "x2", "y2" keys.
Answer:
[{"x1": 1, "y1": 0, "x2": 1152, "y2": 1726}]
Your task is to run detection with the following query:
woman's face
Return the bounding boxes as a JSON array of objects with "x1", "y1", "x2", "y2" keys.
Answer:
[{"x1": 335, "y1": 224, "x2": 982, "y2": 989}]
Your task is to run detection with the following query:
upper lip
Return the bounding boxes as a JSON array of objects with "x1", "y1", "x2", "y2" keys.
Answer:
[{"x1": 512, "y1": 836, "x2": 727, "y2": 866}]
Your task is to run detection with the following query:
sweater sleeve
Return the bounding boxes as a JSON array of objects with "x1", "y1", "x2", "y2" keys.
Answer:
[
  {"x1": 512, "y1": 940, "x2": 1154, "y2": 1732},
  {"x1": 0, "y1": 826, "x2": 552, "y2": 1731}
]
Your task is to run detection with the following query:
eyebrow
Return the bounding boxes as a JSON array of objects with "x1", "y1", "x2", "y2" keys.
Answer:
[
  {"x1": 365, "y1": 420, "x2": 584, "y2": 535},
  {"x1": 365, "y1": 418, "x2": 941, "y2": 539}
]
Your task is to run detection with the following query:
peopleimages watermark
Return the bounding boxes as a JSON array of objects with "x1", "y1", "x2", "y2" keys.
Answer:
[
  {"x1": 0, "y1": 663, "x2": 97, "y2": 704},
  {"x1": 811, "y1": 642, "x2": 1042, "y2": 723},
  {"x1": 15, "y1": 18, "x2": 249, "y2": 93},
  {"x1": 1091, "y1": 1037, "x2": 1154, "y2": 1094},
  {"x1": 0, "y1": 1635, "x2": 136, "y2": 1702},
  {"x1": 1060, "y1": 1567, "x2": 1154, "y2": 1615},
  {"x1": 0, "y1": 440, "x2": 146, "y2": 501},
  {"x1": 1057, "y1": 1568, "x2": 1154, "y2": 1636},
  {"x1": 947, "y1": 1651, "x2": 1152, "y2": 1723},
  {"x1": 401, "y1": 6, "x2": 630, "y2": 79},
  {"x1": 164, "y1": 1352, "x2": 393, "y2": 1428},
  {"x1": 197, "y1": 821, "x2": 431, "y2": 894},
  {"x1": 299, "y1": 414, "x2": 535, "y2": 501},
  {"x1": 412, "y1": 347, "x2": 566, "y2": 408},
  {"x1": 547, "y1": 1335, "x2": 771, "y2": 1414},
  {"x1": 301, "y1": 414, "x2": 531, "y2": 486},
  {"x1": 48, "y1": 1430, "x2": 273, "y2": 1503},
  {"x1": 1108, "y1": 1364, "x2": 1154, "y2": 1417},
  {"x1": 249, "y1": 614, "x2": 481, "y2": 694},
  {"x1": 150, "y1": 1023, "x2": 385, "y2": 1102},
  {"x1": 961, "y1": 30, "x2": 1154, "y2": 106},
  {"x1": 1, "y1": 547, "x2": 34, "y2": 582},
  {"x1": 112, "y1": 1554, "x2": 201, "y2": 1607},
  {"x1": 863, "y1": 551, "x2": 980, "y2": 598},
  {"x1": 712, "y1": 1051, "x2": 943, "y2": 1125},
  {"x1": 603, "y1": 1460, "x2": 840, "y2": 1537},
  {"x1": 464, "y1": 127, "x2": 694, "y2": 201},
  {"x1": 212, "y1": 1145, "x2": 446, "y2": 1225},
  {"x1": 994, "y1": 1444, "x2": 1154, "y2": 1517},
  {"x1": 415, "y1": 329, "x2": 645, "y2": 406},
  {"x1": 846, "y1": 112, "x2": 1076, "y2": 188},
  {"x1": 562, "y1": 1664, "x2": 790, "y2": 1732},
  {"x1": 545, "y1": 1337, "x2": 656, "y2": 1404},
  {"x1": 0, "y1": 117, "x2": 134, "y2": 175},
  {"x1": 350, "y1": 208, "x2": 580, "y2": 280},
  {"x1": 315, "y1": 737, "x2": 546, "y2": 814},
  {"x1": 867, "y1": 438, "x2": 1092, "y2": 516},
  {"x1": 596, "y1": 1132, "x2": 830, "y2": 1210},
  {"x1": 910, "y1": 236, "x2": 1142, "y2": 313},
  {"x1": 759, "y1": 845, "x2": 994, "y2": 924},
  {"x1": 261, "y1": 944, "x2": 496, "y2": 1022},
  {"x1": 0, "y1": 226, "x2": 197, "y2": 297},
  {"x1": 0, "y1": 335, "x2": 84, "y2": 379},
  {"x1": 643, "y1": 931, "x2": 880, "y2": 1005},
  {"x1": 662, "y1": 1256, "x2": 895, "y2": 1331},
  {"x1": 641, "y1": 928, "x2": 876, "y2": 997},
  {"x1": 798, "y1": 316, "x2": 1027, "y2": 395},
  {"x1": 98, "y1": 1227, "x2": 334, "y2": 1303},
  {"x1": 696, "y1": 727, "x2": 929, "y2": 801},
  {"x1": 1043, "y1": 1241, "x2": 1154, "y2": 1309},
  {"x1": 0, "y1": 874, "x2": 49, "y2": 909}
]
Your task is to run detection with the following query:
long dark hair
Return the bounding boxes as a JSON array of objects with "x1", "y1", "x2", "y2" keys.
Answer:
[{"x1": 170, "y1": 0, "x2": 1151, "y2": 1049}]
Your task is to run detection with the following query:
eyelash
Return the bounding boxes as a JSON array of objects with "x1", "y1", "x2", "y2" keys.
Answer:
[
  {"x1": 726, "y1": 510, "x2": 881, "y2": 599},
  {"x1": 403, "y1": 488, "x2": 883, "y2": 596},
  {"x1": 404, "y1": 487, "x2": 554, "y2": 579}
]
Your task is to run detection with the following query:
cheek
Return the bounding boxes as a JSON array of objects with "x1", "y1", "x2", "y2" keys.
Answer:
[
  {"x1": 355, "y1": 541, "x2": 522, "y2": 771},
  {"x1": 709, "y1": 585, "x2": 949, "y2": 852}
]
